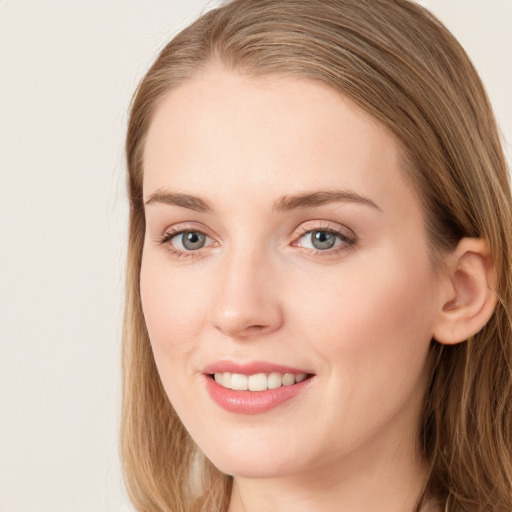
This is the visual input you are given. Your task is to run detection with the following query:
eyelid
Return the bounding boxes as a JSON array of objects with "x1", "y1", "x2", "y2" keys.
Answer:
[
  {"x1": 157, "y1": 222, "x2": 219, "y2": 257},
  {"x1": 291, "y1": 220, "x2": 357, "y2": 253},
  {"x1": 158, "y1": 222, "x2": 217, "y2": 241},
  {"x1": 293, "y1": 220, "x2": 356, "y2": 239},
  {"x1": 155, "y1": 220, "x2": 356, "y2": 258}
]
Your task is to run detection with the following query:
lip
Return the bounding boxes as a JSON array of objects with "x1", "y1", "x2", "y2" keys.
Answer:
[
  {"x1": 202, "y1": 360, "x2": 311, "y2": 375},
  {"x1": 202, "y1": 360, "x2": 315, "y2": 415}
]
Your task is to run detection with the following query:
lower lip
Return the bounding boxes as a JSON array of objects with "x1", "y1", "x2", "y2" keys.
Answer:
[{"x1": 204, "y1": 375, "x2": 313, "y2": 414}]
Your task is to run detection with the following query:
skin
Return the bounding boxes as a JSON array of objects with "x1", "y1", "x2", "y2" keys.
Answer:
[{"x1": 140, "y1": 64, "x2": 447, "y2": 512}]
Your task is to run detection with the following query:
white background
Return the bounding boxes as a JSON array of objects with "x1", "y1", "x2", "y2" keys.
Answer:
[{"x1": 0, "y1": 1, "x2": 510, "y2": 511}]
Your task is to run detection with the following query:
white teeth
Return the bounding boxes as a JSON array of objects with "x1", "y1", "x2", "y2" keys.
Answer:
[
  {"x1": 282, "y1": 373, "x2": 295, "y2": 386},
  {"x1": 267, "y1": 372, "x2": 282, "y2": 389},
  {"x1": 221, "y1": 372, "x2": 232, "y2": 388},
  {"x1": 231, "y1": 373, "x2": 248, "y2": 390},
  {"x1": 248, "y1": 373, "x2": 267, "y2": 391},
  {"x1": 213, "y1": 371, "x2": 309, "y2": 391}
]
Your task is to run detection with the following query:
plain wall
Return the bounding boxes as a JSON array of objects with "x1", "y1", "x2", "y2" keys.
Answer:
[{"x1": 0, "y1": 1, "x2": 510, "y2": 511}]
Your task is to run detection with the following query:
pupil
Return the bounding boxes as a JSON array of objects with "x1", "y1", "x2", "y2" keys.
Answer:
[{"x1": 312, "y1": 230, "x2": 335, "y2": 250}]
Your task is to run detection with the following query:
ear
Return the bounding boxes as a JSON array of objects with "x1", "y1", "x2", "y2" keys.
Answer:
[{"x1": 433, "y1": 238, "x2": 497, "y2": 345}]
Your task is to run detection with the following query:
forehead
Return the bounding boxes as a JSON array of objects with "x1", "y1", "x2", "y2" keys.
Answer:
[{"x1": 143, "y1": 65, "x2": 420, "y2": 221}]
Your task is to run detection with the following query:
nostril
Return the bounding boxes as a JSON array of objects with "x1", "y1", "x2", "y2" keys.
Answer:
[
  {"x1": 240, "y1": 324, "x2": 271, "y2": 337},
  {"x1": 248, "y1": 325, "x2": 266, "y2": 331}
]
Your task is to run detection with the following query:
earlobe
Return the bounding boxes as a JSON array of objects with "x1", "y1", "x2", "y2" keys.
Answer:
[{"x1": 433, "y1": 238, "x2": 497, "y2": 345}]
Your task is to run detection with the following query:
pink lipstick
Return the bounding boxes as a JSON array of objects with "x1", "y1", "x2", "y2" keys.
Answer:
[{"x1": 203, "y1": 361, "x2": 314, "y2": 414}]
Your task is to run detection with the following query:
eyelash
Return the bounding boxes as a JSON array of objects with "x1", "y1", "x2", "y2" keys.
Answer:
[
  {"x1": 157, "y1": 226, "x2": 215, "y2": 259},
  {"x1": 156, "y1": 223, "x2": 357, "y2": 259},
  {"x1": 293, "y1": 224, "x2": 357, "y2": 256}
]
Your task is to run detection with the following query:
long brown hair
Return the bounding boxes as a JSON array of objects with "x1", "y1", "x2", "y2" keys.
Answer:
[{"x1": 122, "y1": 1, "x2": 512, "y2": 510}]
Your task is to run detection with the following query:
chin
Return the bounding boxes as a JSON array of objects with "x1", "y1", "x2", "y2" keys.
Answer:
[
  {"x1": 212, "y1": 456, "x2": 296, "y2": 480},
  {"x1": 198, "y1": 436, "x2": 305, "y2": 479}
]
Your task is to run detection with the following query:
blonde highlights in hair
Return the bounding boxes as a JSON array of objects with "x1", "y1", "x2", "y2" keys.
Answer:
[{"x1": 122, "y1": 1, "x2": 512, "y2": 510}]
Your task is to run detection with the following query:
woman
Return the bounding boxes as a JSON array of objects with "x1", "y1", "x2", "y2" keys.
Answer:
[{"x1": 121, "y1": 1, "x2": 512, "y2": 511}]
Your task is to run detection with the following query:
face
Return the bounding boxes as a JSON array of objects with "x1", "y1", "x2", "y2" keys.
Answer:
[{"x1": 140, "y1": 65, "x2": 444, "y2": 480}]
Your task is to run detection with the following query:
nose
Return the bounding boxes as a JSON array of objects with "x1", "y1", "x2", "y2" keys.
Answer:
[{"x1": 211, "y1": 248, "x2": 284, "y2": 339}]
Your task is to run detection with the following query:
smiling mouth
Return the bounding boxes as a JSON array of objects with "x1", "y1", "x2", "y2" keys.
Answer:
[{"x1": 211, "y1": 372, "x2": 311, "y2": 391}]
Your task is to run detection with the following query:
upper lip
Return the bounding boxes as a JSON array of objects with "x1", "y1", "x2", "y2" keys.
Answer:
[{"x1": 202, "y1": 360, "x2": 312, "y2": 375}]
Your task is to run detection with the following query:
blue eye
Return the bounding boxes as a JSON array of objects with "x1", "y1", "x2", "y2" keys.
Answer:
[
  {"x1": 170, "y1": 231, "x2": 209, "y2": 250},
  {"x1": 297, "y1": 229, "x2": 354, "y2": 252},
  {"x1": 309, "y1": 230, "x2": 337, "y2": 250}
]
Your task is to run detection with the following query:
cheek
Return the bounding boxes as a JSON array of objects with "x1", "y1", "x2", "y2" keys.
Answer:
[
  {"x1": 295, "y1": 250, "x2": 437, "y2": 400},
  {"x1": 283, "y1": 254, "x2": 437, "y2": 454},
  {"x1": 139, "y1": 253, "x2": 212, "y2": 424},
  {"x1": 139, "y1": 253, "x2": 207, "y2": 364}
]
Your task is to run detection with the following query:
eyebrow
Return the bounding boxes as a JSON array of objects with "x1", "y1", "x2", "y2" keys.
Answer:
[
  {"x1": 144, "y1": 188, "x2": 381, "y2": 213},
  {"x1": 145, "y1": 190, "x2": 212, "y2": 213},
  {"x1": 272, "y1": 190, "x2": 381, "y2": 213}
]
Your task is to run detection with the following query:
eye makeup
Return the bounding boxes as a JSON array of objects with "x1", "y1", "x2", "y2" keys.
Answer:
[{"x1": 155, "y1": 219, "x2": 357, "y2": 260}]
